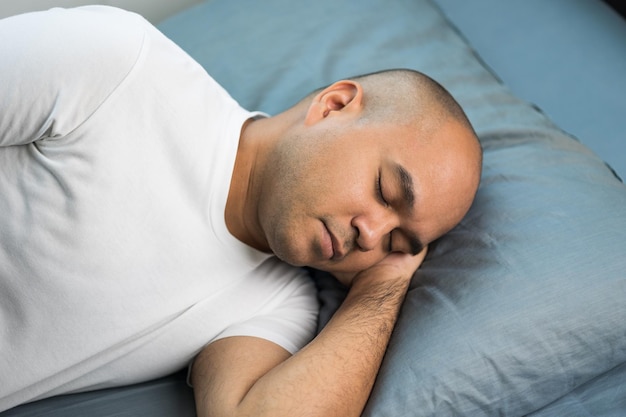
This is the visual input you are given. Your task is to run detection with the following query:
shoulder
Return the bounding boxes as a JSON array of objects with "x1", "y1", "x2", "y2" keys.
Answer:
[
  {"x1": 0, "y1": 6, "x2": 164, "y2": 140},
  {"x1": 2, "y1": 6, "x2": 149, "y2": 66}
]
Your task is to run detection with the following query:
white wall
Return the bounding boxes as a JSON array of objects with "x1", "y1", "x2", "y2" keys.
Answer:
[{"x1": 0, "y1": 0, "x2": 204, "y2": 23}]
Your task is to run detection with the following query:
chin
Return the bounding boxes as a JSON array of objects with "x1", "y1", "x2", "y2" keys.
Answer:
[{"x1": 268, "y1": 238, "x2": 309, "y2": 268}]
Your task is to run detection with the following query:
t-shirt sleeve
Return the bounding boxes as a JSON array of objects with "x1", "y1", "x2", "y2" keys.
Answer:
[
  {"x1": 0, "y1": 6, "x2": 148, "y2": 147},
  {"x1": 216, "y1": 260, "x2": 320, "y2": 355}
]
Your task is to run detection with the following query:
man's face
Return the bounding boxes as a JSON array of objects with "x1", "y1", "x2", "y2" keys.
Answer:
[{"x1": 257, "y1": 115, "x2": 480, "y2": 285}]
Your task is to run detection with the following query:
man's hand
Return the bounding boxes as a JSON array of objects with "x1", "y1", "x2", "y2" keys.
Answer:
[
  {"x1": 192, "y1": 247, "x2": 427, "y2": 417},
  {"x1": 333, "y1": 246, "x2": 428, "y2": 289},
  {"x1": 352, "y1": 247, "x2": 427, "y2": 286}
]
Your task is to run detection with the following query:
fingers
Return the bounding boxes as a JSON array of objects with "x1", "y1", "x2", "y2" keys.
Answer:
[
  {"x1": 377, "y1": 245, "x2": 428, "y2": 271},
  {"x1": 331, "y1": 246, "x2": 429, "y2": 288}
]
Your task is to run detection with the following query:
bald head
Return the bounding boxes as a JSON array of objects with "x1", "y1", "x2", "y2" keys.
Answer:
[
  {"x1": 235, "y1": 68, "x2": 483, "y2": 276},
  {"x1": 350, "y1": 68, "x2": 482, "y2": 181},
  {"x1": 291, "y1": 68, "x2": 482, "y2": 221},
  {"x1": 350, "y1": 69, "x2": 472, "y2": 134},
  {"x1": 304, "y1": 69, "x2": 479, "y2": 150},
  {"x1": 350, "y1": 69, "x2": 483, "y2": 232}
]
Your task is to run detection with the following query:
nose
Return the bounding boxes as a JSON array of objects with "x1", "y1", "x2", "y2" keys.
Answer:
[{"x1": 352, "y1": 211, "x2": 394, "y2": 252}]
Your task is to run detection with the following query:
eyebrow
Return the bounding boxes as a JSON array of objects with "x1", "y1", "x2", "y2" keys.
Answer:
[
  {"x1": 393, "y1": 164, "x2": 423, "y2": 256},
  {"x1": 394, "y1": 163, "x2": 415, "y2": 212}
]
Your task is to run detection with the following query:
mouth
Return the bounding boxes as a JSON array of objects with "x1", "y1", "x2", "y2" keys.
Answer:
[
  {"x1": 321, "y1": 221, "x2": 345, "y2": 261},
  {"x1": 320, "y1": 221, "x2": 334, "y2": 260}
]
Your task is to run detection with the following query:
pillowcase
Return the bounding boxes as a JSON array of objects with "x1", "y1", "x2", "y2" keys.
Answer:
[{"x1": 160, "y1": 0, "x2": 626, "y2": 415}]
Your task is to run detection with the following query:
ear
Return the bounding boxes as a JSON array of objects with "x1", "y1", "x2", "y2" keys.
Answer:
[{"x1": 304, "y1": 80, "x2": 363, "y2": 126}]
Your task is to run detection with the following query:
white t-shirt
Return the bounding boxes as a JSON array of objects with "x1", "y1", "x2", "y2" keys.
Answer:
[{"x1": 0, "y1": 6, "x2": 318, "y2": 411}]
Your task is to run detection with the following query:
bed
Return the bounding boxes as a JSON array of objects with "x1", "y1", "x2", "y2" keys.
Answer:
[{"x1": 2, "y1": 0, "x2": 625, "y2": 415}]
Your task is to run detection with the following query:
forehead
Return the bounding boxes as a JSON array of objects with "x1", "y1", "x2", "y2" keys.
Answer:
[{"x1": 390, "y1": 122, "x2": 480, "y2": 242}]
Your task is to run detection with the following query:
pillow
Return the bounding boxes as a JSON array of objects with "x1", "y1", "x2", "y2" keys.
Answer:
[
  {"x1": 434, "y1": 0, "x2": 626, "y2": 180},
  {"x1": 159, "y1": 0, "x2": 626, "y2": 415}
]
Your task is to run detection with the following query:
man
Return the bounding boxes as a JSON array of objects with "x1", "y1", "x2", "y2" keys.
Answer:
[{"x1": 0, "y1": 6, "x2": 482, "y2": 416}]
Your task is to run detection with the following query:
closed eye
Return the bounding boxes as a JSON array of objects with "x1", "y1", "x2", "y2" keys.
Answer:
[
  {"x1": 377, "y1": 171, "x2": 393, "y2": 252},
  {"x1": 376, "y1": 171, "x2": 389, "y2": 207}
]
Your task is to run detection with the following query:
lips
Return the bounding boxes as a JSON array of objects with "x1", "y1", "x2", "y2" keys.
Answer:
[
  {"x1": 322, "y1": 221, "x2": 345, "y2": 260},
  {"x1": 321, "y1": 222, "x2": 335, "y2": 260}
]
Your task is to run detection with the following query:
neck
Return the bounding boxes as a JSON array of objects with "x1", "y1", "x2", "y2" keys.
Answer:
[
  {"x1": 224, "y1": 116, "x2": 270, "y2": 252},
  {"x1": 225, "y1": 103, "x2": 307, "y2": 253}
]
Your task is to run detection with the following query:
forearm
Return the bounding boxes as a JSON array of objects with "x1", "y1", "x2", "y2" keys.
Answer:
[{"x1": 232, "y1": 275, "x2": 409, "y2": 417}]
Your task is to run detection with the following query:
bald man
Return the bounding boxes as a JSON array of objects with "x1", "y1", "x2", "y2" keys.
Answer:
[
  {"x1": 199, "y1": 69, "x2": 482, "y2": 417},
  {"x1": 0, "y1": 7, "x2": 481, "y2": 416}
]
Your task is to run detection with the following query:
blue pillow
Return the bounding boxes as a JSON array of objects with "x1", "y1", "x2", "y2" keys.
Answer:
[{"x1": 160, "y1": 0, "x2": 626, "y2": 415}]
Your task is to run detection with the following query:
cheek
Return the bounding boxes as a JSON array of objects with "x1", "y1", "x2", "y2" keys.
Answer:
[
  {"x1": 260, "y1": 183, "x2": 321, "y2": 267},
  {"x1": 313, "y1": 165, "x2": 371, "y2": 216},
  {"x1": 280, "y1": 131, "x2": 375, "y2": 209},
  {"x1": 262, "y1": 203, "x2": 310, "y2": 265}
]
